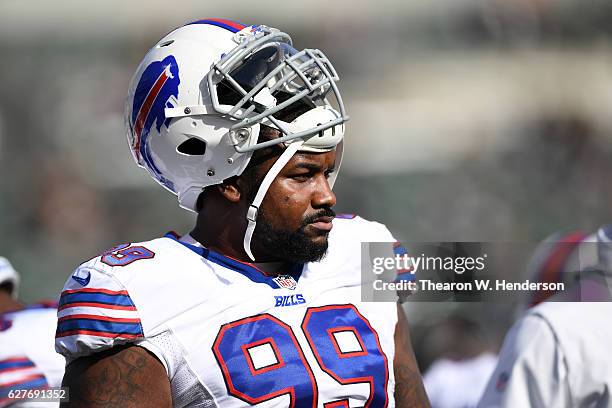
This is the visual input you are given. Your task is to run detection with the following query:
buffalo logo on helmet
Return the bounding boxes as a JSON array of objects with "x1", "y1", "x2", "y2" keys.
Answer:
[{"x1": 130, "y1": 55, "x2": 180, "y2": 181}]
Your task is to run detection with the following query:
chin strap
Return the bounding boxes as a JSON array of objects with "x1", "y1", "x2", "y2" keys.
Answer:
[{"x1": 243, "y1": 140, "x2": 305, "y2": 261}]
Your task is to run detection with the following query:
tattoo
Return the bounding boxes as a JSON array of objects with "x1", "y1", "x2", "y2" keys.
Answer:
[
  {"x1": 66, "y1": 347, "x2": 152, "y2": 407},
  {"x1": 394, "y1": 364, "x2": 429, "y2": 408}
]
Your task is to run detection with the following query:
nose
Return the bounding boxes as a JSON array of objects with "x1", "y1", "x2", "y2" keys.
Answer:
[{"x1": 312, "y1": 176, "x2": 336, "y2": 209}]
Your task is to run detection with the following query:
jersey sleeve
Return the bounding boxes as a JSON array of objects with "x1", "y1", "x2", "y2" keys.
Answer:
[
  {"x1": 55, "y1": 263, "x2": 144, "y2": 364},
  {"x1": 478, "y1": 313, "x2": 570, "y2": 408}
]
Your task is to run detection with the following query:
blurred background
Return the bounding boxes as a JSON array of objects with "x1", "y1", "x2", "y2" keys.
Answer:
[{"x1": 2, "y1": 0, "x2": 612, "y2": 380}]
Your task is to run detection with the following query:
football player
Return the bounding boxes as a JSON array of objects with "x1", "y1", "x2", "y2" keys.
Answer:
[
  {"x1": 55, "y1": 19, "x2": 429, "y2": 407},
  {"x1": 0, "y1": 257, "x2": 65, "y2": 407},
  {"x1": 479, "y1": 228, "x2": 612, "y2": 407}
]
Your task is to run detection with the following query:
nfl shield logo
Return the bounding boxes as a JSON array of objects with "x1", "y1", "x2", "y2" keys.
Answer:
[{"x1": 273, "y1": 275, "x2": 297, "y2": 290}]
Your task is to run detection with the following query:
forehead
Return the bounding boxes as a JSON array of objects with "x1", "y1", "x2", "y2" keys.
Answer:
[
  {"x1": 247, "y1": 146, "x2": 337, "y2": 181},
  {"x1": 286, "y1": 149, "x2": 337, "y2": 168}
]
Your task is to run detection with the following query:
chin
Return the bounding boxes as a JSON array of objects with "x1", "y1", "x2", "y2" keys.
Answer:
[{"x1": 254, "y1": 217, "x2": 330, "y2": 263}]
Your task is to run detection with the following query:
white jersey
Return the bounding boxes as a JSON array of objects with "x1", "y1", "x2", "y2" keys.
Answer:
[
  {"x1": 55, "y1": 216, "x2": 399, "y2": 408},
  {"x1": 1, "y1": 305, "x2": 65, "y2": 408},
  {"x1": 478, "y1": 302, "x2": 612, "y2": 408},
  {"x1": 479, "y1": 225, "x2": 612, "y2": 408}
]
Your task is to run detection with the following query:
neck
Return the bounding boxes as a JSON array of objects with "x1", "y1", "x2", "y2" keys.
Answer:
[
  {"x1": 191, "y1": 205, "x2": 251, "y2": 261},
  {"x1": 0, "y1": 291, "x2": 23, "y2": 314}
]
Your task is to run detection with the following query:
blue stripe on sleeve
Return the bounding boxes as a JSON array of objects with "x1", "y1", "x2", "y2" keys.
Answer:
[
  {"x1": 59, "y1": 292, "x2": 135, "y2": 308},
  {"x1": 0, "y1": 359, "x2": 34, "y2": 371},
  {"x1": 1, "y1": 376, "x2": 48, "y2": 398},
  {"x1": 56, "y1": 318, "x2": 143, "y2": 336},
  {"x1": 393, "y1": 245, "x2": 408, "y2": 256}
]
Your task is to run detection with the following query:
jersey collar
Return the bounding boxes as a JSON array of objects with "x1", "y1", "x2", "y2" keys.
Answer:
[{"x1": 163, "y1": 232, "x2": 304, "y2": 288}]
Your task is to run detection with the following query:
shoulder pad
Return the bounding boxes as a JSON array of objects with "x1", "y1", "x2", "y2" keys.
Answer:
[{"x1": 55, "y1": 262, "x2": 144, "y2": 362}]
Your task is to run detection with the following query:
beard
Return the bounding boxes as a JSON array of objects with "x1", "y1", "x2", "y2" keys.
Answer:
[{"x1": 254, "y1": 207, "x2": 336, "y2": 264}]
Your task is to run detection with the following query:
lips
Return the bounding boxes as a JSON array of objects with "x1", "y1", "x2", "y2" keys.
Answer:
[{"x1": 308, "y1": 216, "x2": 335, "y2": 232}]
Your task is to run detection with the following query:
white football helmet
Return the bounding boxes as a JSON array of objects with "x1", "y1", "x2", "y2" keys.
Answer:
[
  {"x1": 125, "y1": 19, "x2": 348, "y2": 259},
  {"x1": 0, "y1": 256, "x2": 20, "y2": 298}
]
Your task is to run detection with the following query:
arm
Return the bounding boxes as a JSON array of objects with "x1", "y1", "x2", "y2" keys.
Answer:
[
  {"x1": 394, "y1": 303, "x2": 430, "y2": 408},
  {"x1": 61, "y1": 345, "x2": 172, "y2": 408}
]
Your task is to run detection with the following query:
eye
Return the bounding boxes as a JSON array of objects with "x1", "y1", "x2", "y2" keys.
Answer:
[
  {"x1": 324, "y1": 168, "x2": 335, "y2": 179},
  {"x1": 290, "y1": 173, "x2": 311, "y2": 182}
]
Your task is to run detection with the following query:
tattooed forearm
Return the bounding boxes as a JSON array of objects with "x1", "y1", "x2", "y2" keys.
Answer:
[
  {"x1": 395, "y1": 364, "x2": 430, "y2": 408},
  {"x1": 61, "y1": 346, "x2": 171, "y2": 408}
]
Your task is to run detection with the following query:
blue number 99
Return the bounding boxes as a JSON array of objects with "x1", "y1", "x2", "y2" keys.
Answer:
[{"x1": 213, "y1": 314, "x2": 317, "y2": 407}]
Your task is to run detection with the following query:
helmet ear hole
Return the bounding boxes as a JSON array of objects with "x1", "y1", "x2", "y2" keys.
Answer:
[
  {"x1": 177, "y1": 138, "x2": 207, "y2": 155},
  {"x1": 158, "y1": 40, "x2": 174, "y2": 48}
]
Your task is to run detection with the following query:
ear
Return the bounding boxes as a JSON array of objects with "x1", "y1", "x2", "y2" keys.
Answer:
[{"x1": 217, "y1": 176, "x2": 242, "y2": 203}]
